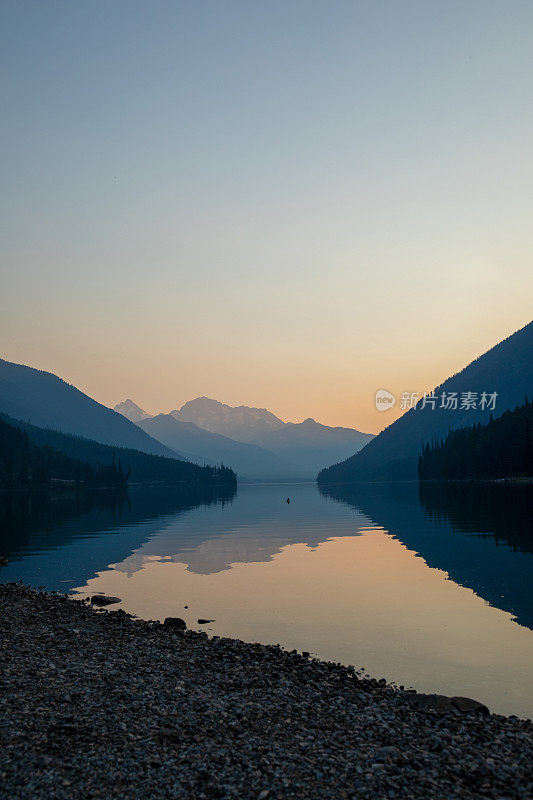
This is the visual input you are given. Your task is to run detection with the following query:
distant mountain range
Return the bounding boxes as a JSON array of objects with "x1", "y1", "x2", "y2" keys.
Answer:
[
  {"x1": 174, "y1": 397, "x2": 285, "y2": 442},
  {"x1": 4, "y1": 320, "x2": 530, "y2": 484},
  {"x1": 3, "y1": 318, "x2": 531, "y2": 484},
  {"x1": 117, "y1": 396, "x2": 287, "y2": 442},
  {"x1": 0, "y1": 358, "x2": 373, "y2": 482},
  {"x1": 114, "y1": 397, "x2": 374, "y2": 480},
  {"x1": 138, "y1": 414, "x2": 300, "y2": 480},
  {"x1": 318, "y1": 319, "x2": 533, "y2": 483},
  {"x1": 253, "y1": 418, "x2": 374, "y2": 474}
]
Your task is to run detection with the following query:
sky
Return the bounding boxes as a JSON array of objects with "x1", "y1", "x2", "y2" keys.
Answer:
[{"x1": 1, "y1": 0, "x2": 532, "y2": 433}]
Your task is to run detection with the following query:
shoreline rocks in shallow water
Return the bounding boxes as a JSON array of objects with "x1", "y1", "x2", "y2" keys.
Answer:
[
  {"x1": 1, "y1": 582, "x2": 531, "y2": 800},
  {"x1": 90, "y1": 594, "x2": 121, "y2": 606}
]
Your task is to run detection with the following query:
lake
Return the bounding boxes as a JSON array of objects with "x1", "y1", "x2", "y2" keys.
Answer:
[{"x1": 1, "y1": 480, "x2": 532, "y2": 718}]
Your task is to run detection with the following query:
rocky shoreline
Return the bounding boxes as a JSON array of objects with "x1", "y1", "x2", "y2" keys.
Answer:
[{"x1": 1, "y1": 583, "x2": 531, "y2": 799}]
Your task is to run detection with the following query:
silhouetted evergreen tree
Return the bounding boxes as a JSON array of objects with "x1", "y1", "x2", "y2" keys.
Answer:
[{"x1": 418, "y1": 399, "x2": 533, "y2": 480}]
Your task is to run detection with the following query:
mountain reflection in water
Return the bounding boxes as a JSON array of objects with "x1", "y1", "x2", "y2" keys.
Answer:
[
  {"x1": 321, "y1": 481, "x2": 533, "y2": 630},
  {"x1": 1, "y1": 480, "x2": 532, "y2": 717}
]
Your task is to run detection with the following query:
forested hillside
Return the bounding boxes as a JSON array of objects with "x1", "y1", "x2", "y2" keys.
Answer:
[
  {"x1": 0, "y1": 414, "x2": 237, "y2": 489},
  {"x1": 418, "y1": 400, "x2": 533, "y2": 480},
  {"x1": 0, "y1": 416, "x2": 128, "y2": 488}
]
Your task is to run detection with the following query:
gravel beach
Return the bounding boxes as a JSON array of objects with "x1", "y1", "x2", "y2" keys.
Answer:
[{"x1": 1, "y1": 583, "x2": 531, "y2": 799}]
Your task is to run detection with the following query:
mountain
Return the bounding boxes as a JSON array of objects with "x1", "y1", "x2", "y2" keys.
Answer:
[
  {"x1": 0, "y1": 412, "x2": 237, "y2": 488},
  {"x1": 114, "y1": 395, "x2": 375, "y2": 479},
  {"x1": 252, "y1": 418, "x2": 374, "y2": 476},
  {"x1": 0, "y1": 359, "x2": 180, "y2": 459},
  {"x1": 318, "y1": 319, "x2": 533, "y2": 483},
  {"x1": 113, "y1": 399, "x2": 153, "y2": 423},
  {"x1": 138, "y1": 414, "x2": 306, "y2": 480},
  {"x1": 172, "y1": 397, "x2": 285, "y2": 442}
]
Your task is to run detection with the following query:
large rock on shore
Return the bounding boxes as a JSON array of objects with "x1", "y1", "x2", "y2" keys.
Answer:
[
  {"x1": 91, "y1": 595, "x2": 121, "y2": 606},
  {"x1": 408, "y1": 693, "x2": 490, "y2": 714},
  {"x1": 163, "y1": 617, "x2": 187, "y2": 630}
]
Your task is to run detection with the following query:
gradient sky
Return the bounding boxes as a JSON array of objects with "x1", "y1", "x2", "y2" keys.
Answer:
[{"x1": 1, "y1": 1, "x2": 532, "y2": 432}]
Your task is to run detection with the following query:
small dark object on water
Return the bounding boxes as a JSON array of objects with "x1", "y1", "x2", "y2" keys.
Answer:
[
  {"x1": 91, "y1": 595, "x2": 121, "y2": 606},
  {"x1": 164, "y1": 617, "x2": 187, "y2": 630},
  {"x1": 286, "y1": 497, "x2": 290, "y2": 504},
  {"x1": 198, "y1": 618, "x2": 215, "y2": 625},
  {"x1": 0, "y1": 556, "x2": 8, "y2": 566}
]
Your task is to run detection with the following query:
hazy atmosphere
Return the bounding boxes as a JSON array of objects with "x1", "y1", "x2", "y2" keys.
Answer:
[
  {"x1": 2, "y1": 1, "x2": 532, "y2": 431},
  {"x1": 2, "y1": 4, "x2": 533, "y2": 798}
]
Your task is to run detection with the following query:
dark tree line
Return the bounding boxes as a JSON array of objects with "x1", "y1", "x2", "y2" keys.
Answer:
[
  {"x1": 0, "y1": 416, "x2": 130, "y2": 489},
  {"x1": 0, "y1": 413, "x2": 237, "y2": 490},
  {"x1": 418, "y1": 399, "x2": 533, "y2": 481}
]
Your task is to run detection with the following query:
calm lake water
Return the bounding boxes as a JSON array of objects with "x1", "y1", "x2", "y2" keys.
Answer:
[{"x1": 1, "y1": 481, "x2": 532, "y2": 718}]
